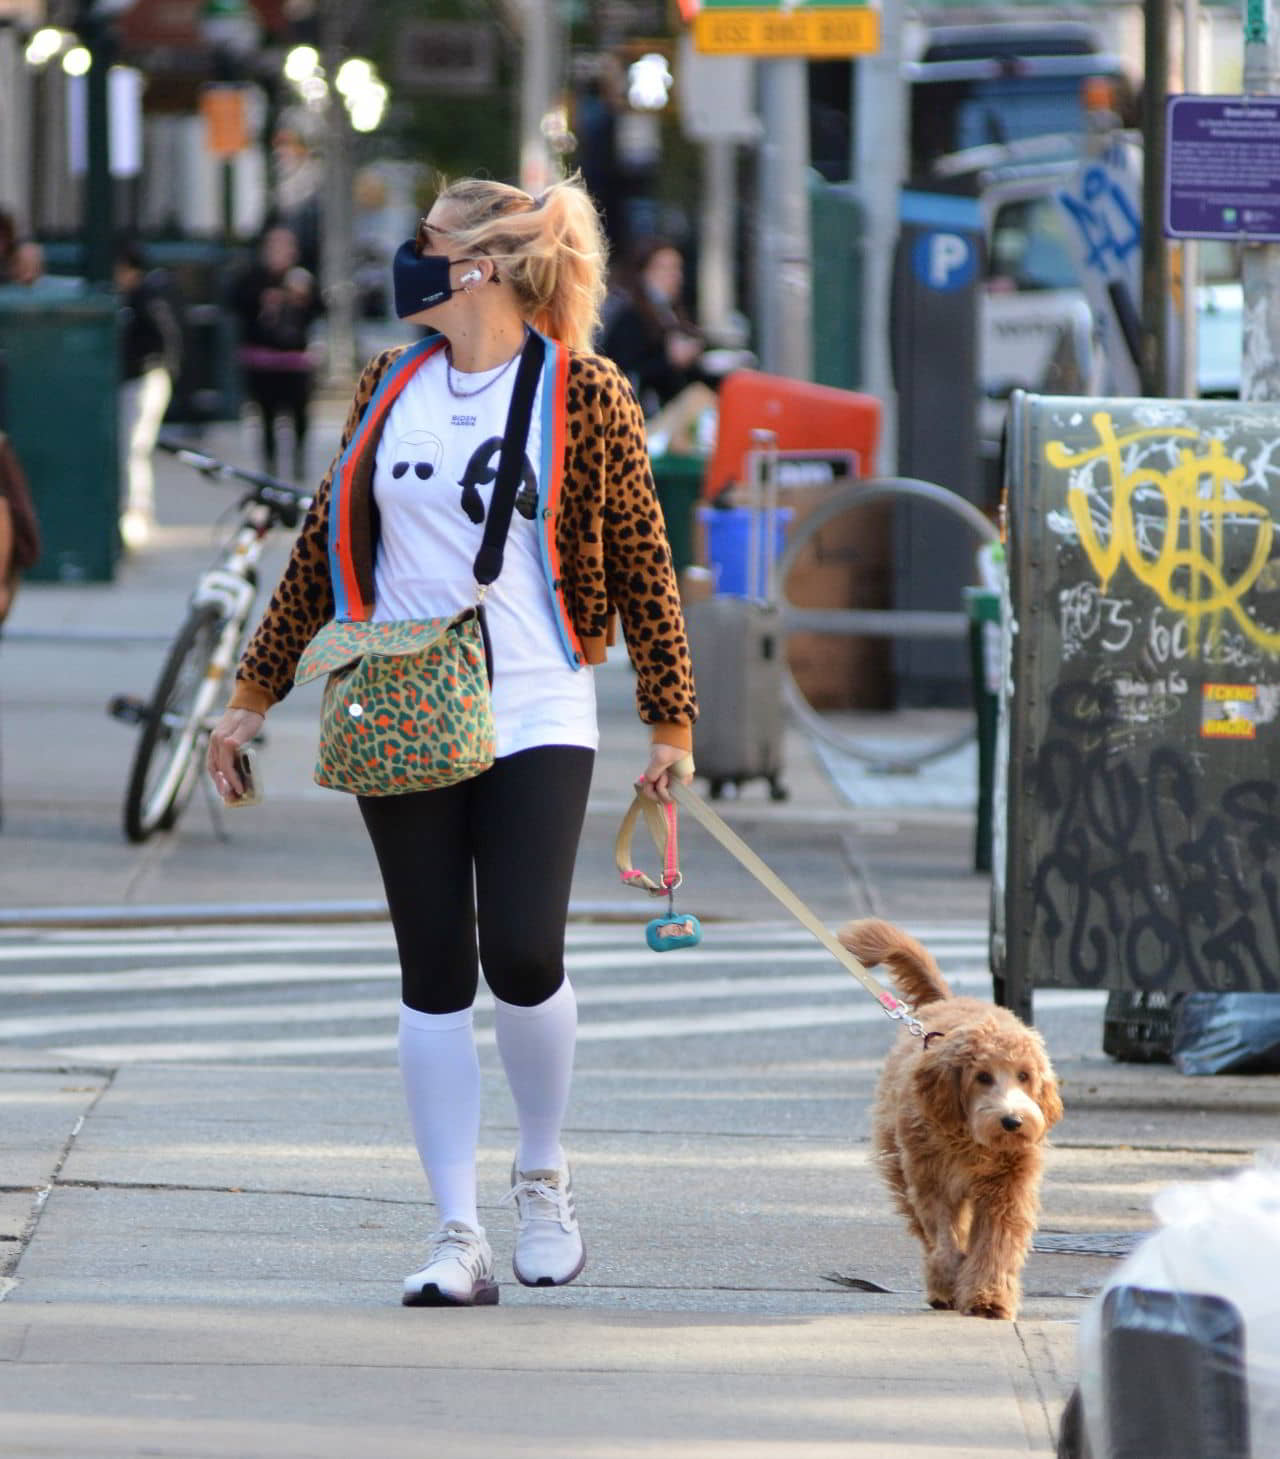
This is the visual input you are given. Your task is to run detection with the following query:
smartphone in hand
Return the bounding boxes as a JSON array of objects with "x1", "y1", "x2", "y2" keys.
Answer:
[{"x1": 225, "y1": 746, "x2": 264, "y2": 807}]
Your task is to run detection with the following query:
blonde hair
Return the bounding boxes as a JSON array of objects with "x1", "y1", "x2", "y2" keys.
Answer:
[{"x1": 431, "y1": 172, "x2": 608, "y2": 353}]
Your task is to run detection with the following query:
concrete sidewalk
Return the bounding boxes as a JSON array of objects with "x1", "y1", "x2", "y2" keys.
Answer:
[
  {"x1": 2, "y1": 1039, "x2": 1275, "y2": 1456},
  {"x1": 1, "y1": 405, "x2": 1277, "y2": 1456}
]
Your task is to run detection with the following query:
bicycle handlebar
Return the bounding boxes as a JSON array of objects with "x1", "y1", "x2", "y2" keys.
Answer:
[{"x1": 157, "y1": 434, "x2": 313, "y2": 517}]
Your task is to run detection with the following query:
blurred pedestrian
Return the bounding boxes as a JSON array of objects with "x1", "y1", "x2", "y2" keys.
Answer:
[
  {"x1": 0, "y1": 210, "x2": 18, "y2": 284},
  {"x1": 270, "y1": 117, "x2": 322, "y2": 274},
  {"x1": 1, "y1": 238, "x2": 79, "y2": 297},
  {"x1": 9, "y1": 240, "x2": 45, "y2": 288},
  {"x1": 115, "y1": 241, "x2": 184, "y2": 549},
  {"x1": 0, "y1": 430, "x2": 40, "y2": 625},
  {"x1": 0, "y1": 429, "x2": 42, "y2": 830},
  {"x1": 206, "y1": 171, "x2": 697, "y2": 1308},
  {"x1": 230, "y1": 225, "x2": 321, "y2": 483},
  {"x1": 600, "y1": 238, "x2": 707, "y2": 417}
]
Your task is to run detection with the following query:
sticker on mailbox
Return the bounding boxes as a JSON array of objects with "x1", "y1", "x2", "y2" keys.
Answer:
[{"x1": 1201, "y1": 684, "x2": 1258, "y2": 740}]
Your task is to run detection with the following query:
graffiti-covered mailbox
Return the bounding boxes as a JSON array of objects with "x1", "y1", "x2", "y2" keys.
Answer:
[{"x1": 994, "y1": 393, "x2": 1280, "y2": 1021}]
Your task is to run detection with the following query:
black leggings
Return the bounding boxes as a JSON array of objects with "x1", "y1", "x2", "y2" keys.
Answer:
[
  {"x1": 359, "y1": 745, "x2": 595, "y2": 1015},
  {"x1": 245, "y1": 369, "x2": 312, "y2": 480}
]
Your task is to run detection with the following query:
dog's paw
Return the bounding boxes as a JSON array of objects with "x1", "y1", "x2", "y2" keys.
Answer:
[
  {"x1": 961, "y1": 1295, "x2": 1015, "y2": 1320},
  {"x1": 924, "y1": 1251, "x2": 961, "y2": 1311}
]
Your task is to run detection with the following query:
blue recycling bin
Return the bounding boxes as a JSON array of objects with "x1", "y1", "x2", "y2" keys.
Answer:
[{"x1": 698, "y1": 505, "x2": 793, "y2": 597}]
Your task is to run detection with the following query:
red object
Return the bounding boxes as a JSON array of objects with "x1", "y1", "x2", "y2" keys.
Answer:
[
  {"x1": 704, "y1": 370, "x2": 882, "y2": 499},
  {"x1": 117, "y1": 0, "x2": 290, "y2": 50}
]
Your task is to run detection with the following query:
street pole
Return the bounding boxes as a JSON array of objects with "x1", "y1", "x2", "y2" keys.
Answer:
[
  {"x1": 80, "y1": 3, "x2": 114, "y2": 286},
  {"x1": 1179, "y1": 0, "x2": 1201, "y2": 397},
  {"x1": 698, "y1": 139, "x2": 737, "y2": 342},
  {"x1": 1241, "y1": 0, "x2": 1280, "y2": 399},
  {"x1": 755, "y1": 58, "x2": 812, "y2": 379},
  {"x1": 1140, "y1": 0, "x2": 1172, "y2": 395},
  {"x1": 675, "y1": 36, "x2": 756, "y2": 346},
  {"x1": 519, "y1": 0, "x2": 560, "y2": 194},
  {"x1": 0, "y1": 25, "x2": 30, "y2": 232},
  {"x1": 853, "y1": 0, "x2": 904, "y2": 472},
  {"x1": 319, "y1": 0, "x2": 356, "y2": 387}
]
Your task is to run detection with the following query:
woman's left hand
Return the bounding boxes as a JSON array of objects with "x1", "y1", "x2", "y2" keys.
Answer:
[
  {"x1": 637, "y1": 744, "x2": 693, "y2": 804},
  {"x1": 666, "y1": 333, "x2": 702, "y2": 370}
]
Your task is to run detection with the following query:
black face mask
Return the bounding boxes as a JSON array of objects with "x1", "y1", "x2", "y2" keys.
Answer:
[{"x1": 392, "y1": 240, "x2": 456, "y2": 319}]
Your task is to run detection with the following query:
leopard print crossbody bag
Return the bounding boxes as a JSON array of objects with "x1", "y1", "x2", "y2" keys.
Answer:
[{"x1": 294, "y1": 330, "x2": 545, "y2": 797}]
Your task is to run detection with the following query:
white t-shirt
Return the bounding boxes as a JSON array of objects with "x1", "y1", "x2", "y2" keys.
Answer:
[{"x1": 370, "y1": 347, "x2": 597, "y2": 758}]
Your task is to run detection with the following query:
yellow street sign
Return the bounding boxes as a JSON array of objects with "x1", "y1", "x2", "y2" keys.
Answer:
[{"x1": 693, "y1": 6, "x2": 879, "y2": 57}]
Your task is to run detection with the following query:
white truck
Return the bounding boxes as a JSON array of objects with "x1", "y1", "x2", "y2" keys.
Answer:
[{"x1": 930, "y1": 134, "x2": 1243, "y2": 499}]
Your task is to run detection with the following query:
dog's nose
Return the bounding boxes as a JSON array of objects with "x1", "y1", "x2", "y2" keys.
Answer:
[{"x1": 1001, "y1": 1114, "x2": 1023, "y2": 1131}]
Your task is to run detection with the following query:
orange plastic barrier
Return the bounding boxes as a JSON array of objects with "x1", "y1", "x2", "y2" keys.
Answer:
[
  {"x1": 703, "y1": 370, "x2": 882, "y2": 499},
  {"x1": 697, "y1": 370, "x2": 889, "y2": 711}
]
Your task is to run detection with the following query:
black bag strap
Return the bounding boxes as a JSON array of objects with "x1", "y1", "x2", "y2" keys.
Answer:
[{"x1": 472, "y1": 328, "x2": 547, "y2": 587}]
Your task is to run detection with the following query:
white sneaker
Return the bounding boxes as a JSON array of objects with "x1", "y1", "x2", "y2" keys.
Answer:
[
  {"x1": 502, "y1": 1160, "x2": 586, "y2": 1287},
  {"x1": 120, "y1": 510, "x2": 153, "y2": 550},
  {"x1": 402, "y1": 1221, "x2": 499, "y2": 1307}
]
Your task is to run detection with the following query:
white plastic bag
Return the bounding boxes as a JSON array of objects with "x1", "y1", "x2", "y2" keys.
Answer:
[{"x1": 1076, "y1": 1150, "x2": 1280, "y2": 1459}]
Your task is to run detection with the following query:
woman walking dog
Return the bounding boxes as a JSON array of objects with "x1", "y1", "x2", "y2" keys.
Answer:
[{"x1": 207, "y1": 173, "x2": 697, "y2": 1306}]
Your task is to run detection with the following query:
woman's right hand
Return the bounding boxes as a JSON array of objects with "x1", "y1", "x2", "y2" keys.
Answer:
[{"x1": 208, "y1": 708, "x2": 265, "y2": 800}]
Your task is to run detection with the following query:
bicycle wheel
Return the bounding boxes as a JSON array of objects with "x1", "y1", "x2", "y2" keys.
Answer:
[{"x1": 123, "y1": 605, "x2": 224, "y2": 843}]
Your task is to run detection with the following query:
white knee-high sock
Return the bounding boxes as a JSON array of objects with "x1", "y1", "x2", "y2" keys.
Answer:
[
  {"x1": 397, "y1": 1003, "x2": 481, "y2": 1230},
  {"x1": 492, "y1": 977, "x2": 578, "y2": 1173}
]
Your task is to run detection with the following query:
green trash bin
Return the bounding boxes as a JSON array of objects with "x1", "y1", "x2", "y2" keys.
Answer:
[
  {"x1": 0, "y1": 288, "x2": 120, "y2": 582},
  {"x1": 649, "y1": 452, "x2": 704, "y2": 579},
  {"x1": 964, "y1": 583, "x2": 1002, "y2": 874}
]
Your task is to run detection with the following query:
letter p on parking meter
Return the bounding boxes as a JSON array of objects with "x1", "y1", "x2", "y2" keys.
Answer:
[
  {"x1": 910, "y1": 227, "x2": 980, "y2": 290},
  {"x1": 923, "y1": 231, "x2": 975, "y2": 289}
]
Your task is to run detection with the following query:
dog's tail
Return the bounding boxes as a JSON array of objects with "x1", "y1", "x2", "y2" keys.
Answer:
[{"x1": 837, "y1": 917, "x2": 953, "y2": 1008}]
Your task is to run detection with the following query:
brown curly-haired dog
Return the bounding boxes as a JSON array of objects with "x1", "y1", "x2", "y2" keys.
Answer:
[{"x1": 840, "y1": 918, "x2": 1063, "y2": 1320}]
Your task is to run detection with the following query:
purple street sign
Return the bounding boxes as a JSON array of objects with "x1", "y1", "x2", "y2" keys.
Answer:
[{"x1": 1165, "y1": 95, "x2": 1280, "y2": 240}]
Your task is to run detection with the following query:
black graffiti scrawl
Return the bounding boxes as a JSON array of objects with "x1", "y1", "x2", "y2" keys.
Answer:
[
  {"x1": 456, "y1": 437, "x2": 538, "y2": 525},
  {"x1": 1030, "y1": 680, "x2": 1280, "y2": 993}
]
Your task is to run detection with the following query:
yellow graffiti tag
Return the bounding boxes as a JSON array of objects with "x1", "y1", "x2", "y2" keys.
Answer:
[{"x1": 1045, "y1": 412, "x2": 1280, "y2": 654}]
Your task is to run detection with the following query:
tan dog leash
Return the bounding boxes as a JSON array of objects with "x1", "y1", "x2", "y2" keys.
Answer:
[{"x1": 615, "y1": 758, "x2": 930, "y2": 1041}]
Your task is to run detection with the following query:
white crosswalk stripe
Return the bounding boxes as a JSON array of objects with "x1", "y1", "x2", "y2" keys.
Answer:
[{"x1": 0, "y1": 920, "x2": 1102, "y2": 1064}]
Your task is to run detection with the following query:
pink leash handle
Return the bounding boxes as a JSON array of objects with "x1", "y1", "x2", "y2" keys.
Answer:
[{"x1": 616, "y1": 791, "x2": 683, "y2": 896}]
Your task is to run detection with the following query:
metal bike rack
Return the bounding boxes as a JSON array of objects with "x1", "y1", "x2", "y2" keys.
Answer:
[{"x1": 774, "y1": 476, "x2": 999, "y2": 773}]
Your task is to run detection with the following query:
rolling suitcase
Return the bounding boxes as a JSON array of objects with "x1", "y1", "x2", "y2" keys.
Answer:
[{"x1": 684, "y1": 431, "x2": 788, "y2": 801}]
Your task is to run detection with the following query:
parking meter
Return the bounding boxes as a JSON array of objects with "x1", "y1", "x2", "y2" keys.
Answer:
[{"x1": 890, "y1": 190, "x2": 983, "y2": 706}]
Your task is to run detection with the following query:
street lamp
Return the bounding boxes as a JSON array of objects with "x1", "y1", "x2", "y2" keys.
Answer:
[
  {"x1": 336, "y1": 59, "x2": 387, "y2": 134},
  {"x1": 626, "y1": 53, "x2": 673, "y2": 111},
  {"x1": 281, "y1": 46, "x2": 388, "y2": 134},
  {"x1": 24, "y1": 27, "x2": 65, "y2": 66},
  {"x1": 283, "y1": 45, "x2": 319, "y2": 84}
]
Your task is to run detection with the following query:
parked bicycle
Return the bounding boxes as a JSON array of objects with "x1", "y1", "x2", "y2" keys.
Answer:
[{"x1": 108, "y1": 435, "x2": 310, "y2": 843}]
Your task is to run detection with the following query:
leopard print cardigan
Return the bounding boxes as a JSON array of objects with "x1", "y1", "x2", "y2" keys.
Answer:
[{"x1": 229, "y1": 343, "x2": 698, "y2": 752}]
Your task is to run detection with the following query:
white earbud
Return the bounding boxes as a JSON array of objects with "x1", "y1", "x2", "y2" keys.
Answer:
[{"x1": 460, "y1": 268, "x2": 483, "y2": 285}]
